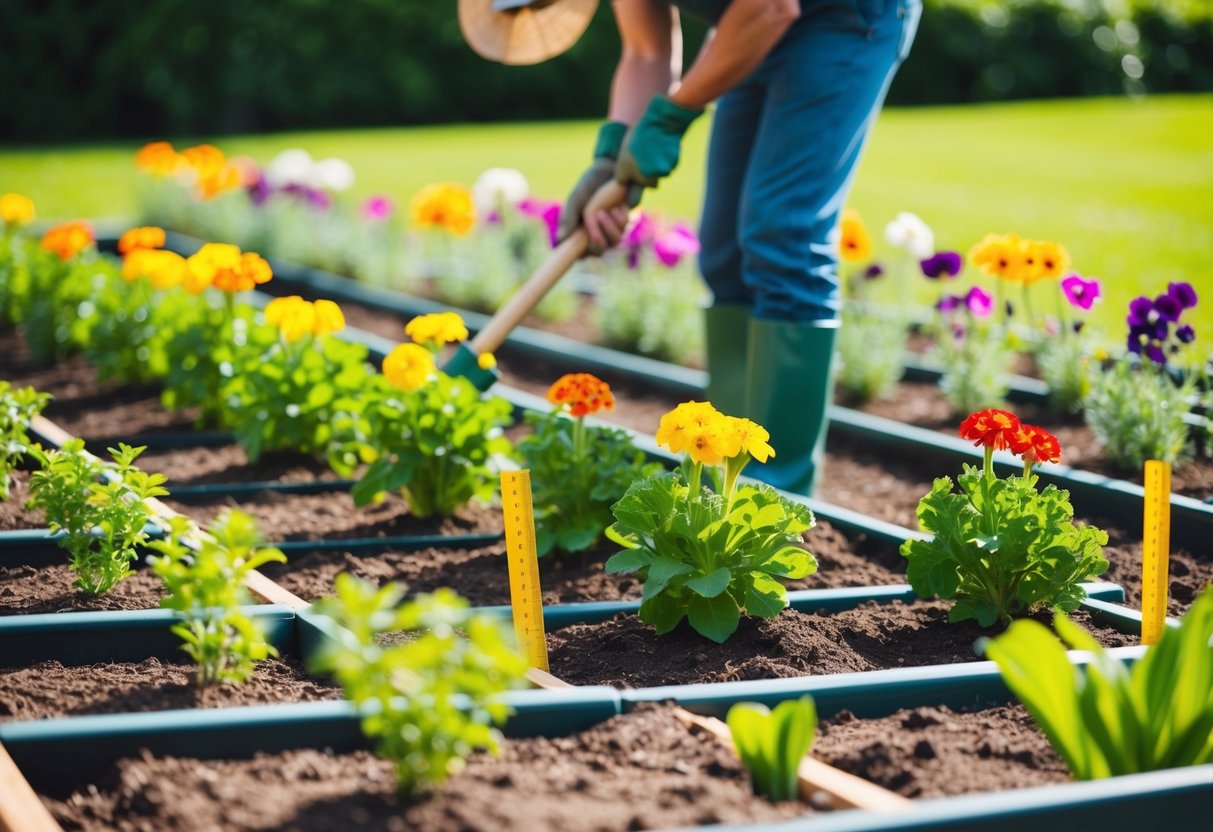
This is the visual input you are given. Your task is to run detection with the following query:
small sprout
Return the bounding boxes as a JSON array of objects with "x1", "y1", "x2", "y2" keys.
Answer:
[
  {"x1": 147, "y1": 510, "x2": 287, "y2": 686},
  {"x1": 0, "y1": 381, "x2": 51, "y2": 501},
  {"x1": 727, "y1": 696, "x2": 818, "y2": 802}
]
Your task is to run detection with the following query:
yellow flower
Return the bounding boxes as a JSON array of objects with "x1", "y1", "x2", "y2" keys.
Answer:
[
  {"x1": 969, "y1": 232, "x2": 1025, "y2": 283},
  {"x1": 729, "y1": 417, "x2": 775, "y2": 463},
  {"x1": 39, "y1": 221, "x2": 93, "y2": 261},
  {"x1": 838, "y1": 208, "x2": 872, "y2": 263},
  {"x1": 410, "y1": 182, "x2": 476, "y2": 235},
  {"x1": 135, "y1": 142, "x2": 184, "y2": 176},
  {"x1": 122, "y1": 249, "x2": 186, "y2": 290},
  {"x1": 477, "y1": 352, "x2": 497, "y2": 371},
  {"x1": 0, "y1": 193, "x2": 35, "y2": 226},
  {"x1": 383, "y1": 343, "x2": 435, "y2": 391},
  {"x1": 405, "y1": 311, "x2": 468, "y2": 348},
  {"x1": 118, "y1": 226, "x2": 166, "y2": 255},
  {"x1": 313, "y1": 299, "x2": 345, "y2": 337},
  {"x1": 185, "y1": 243, "x2": 242, "y2": 294},
  {"x1": 656, "y1": 401, "x2": 721, "y2": 457},
  {"x1": 1027, "y1": 240, "x2": 1070, "y2": 284},
  {"x1": 180, "y1": 144, "x2": 227, "y2": 177},
  {"x1": 264, "y1": 296, "x2": 315, "y2": 341}
]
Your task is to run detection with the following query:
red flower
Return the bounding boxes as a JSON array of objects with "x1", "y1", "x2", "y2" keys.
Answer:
[
  {"x1": 1009, "y1": 423, "x2": 1062, "y2": 466},
  {"x1": 958, "y1": 409, "x2": 1021, "y2": 451},
  {"x1": 547, "y1": 373, "x2": 614, "y2": 418}
]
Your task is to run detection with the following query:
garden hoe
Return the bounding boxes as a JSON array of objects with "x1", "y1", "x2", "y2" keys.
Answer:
[{"x1": 442, "y1": 179, "x2": 631, "y2": 391}]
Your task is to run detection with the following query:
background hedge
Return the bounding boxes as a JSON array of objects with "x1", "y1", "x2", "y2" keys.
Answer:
[{"x1": 2, "y1": 0, "x2": 1209, "y2": 142}]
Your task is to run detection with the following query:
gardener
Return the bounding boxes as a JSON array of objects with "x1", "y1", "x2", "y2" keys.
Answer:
[{"x1": 458, "y1": 0, "x2": 920, "y2": 495}]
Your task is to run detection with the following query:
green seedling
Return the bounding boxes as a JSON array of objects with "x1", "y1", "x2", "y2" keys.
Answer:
[
  {"x1": 147, "y1": 510, "x2": 287, "y2": 685},
  {"x1": 0, "y1": 381, "x2": 51, "y2": 500},
  {"x1": 727, "y1": 696, "x2": 818, "y2": 802}
]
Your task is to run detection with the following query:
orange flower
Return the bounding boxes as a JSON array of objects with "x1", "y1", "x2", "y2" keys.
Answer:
[
  {"x1": 1009, "y1": 423, "x2": 1062, "y2": 466},
  {"x1": 958, "y1": 409, "x2": 1021, "y2": 451},
  {"x1": 135, "y1": 142, "x2": 184, "y2": 176},
  {"x1": 838, "y1": 208, "x2": 872, "y2": 263},
  {"x1": 122, "y1": 249, "x2": 186, "y2": 290},
  {"x1": 547, "y1": 373, "x2": 614, "y2": 418},
  {"x1": 39, "y1": 221, "x2": 93, "y2": 261},
  {"x1": 213, "y1": 252, "x2": 273, "y2": 293},
  {"x1": 185, "y1": 244, "x2": 272, "y2": 294},
  {"x1": 118, "y1": 226, "x2": 166, "y2": 255},
  {"x1": 410, "y1": 182, "x2": 476, "y2": 235},
  {"x1": 1026, "y1": 240, "x2": 1070, "y2": 284}
]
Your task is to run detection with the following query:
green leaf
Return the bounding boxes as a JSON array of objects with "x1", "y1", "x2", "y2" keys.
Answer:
[
  {"x1": 687, "y1": 593, "x2": 741, "y2": 644},
  {"x1": 686, "y1": 566, "x2": 732, "y2": 598},
  {"x1": 604, "y1": 547, "x2": 654, "y2": 574},
  {"x1": 641, "y1": 557, "x2": 694, "y2": 602},
  {"x1": 639, "y1": 593, "x2": 686, "y2": 635},
  {"x1": 744, "y1": 573, "x2": 788, "y2": 619}
]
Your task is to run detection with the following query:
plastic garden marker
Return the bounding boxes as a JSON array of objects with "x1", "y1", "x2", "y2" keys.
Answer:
[
  {"x1": 501, "y1": 469, "x2": 549, "y2": 672},
  {"x1": 1141, "y1": 459, "x2": 1172, "y2": 646}
]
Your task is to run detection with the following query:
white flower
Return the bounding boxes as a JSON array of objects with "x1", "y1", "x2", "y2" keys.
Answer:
[
  {"x1": 310, "y1": 158, "x2": 356, "y2": 192},
  {"x1": 472, "y1": 167, "x2": 529, "y2": 214},
  {"x1": 884, "y1": 212, "x2": 934, "y2": 260},
  {"x1": 265, "y1": 148, "x2": 314, "y2": 188}
]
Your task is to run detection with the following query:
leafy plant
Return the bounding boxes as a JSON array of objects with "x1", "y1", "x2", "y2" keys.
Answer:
[
  {"x1": 309, "y1": 573, "x2": 527, "y2": 794},
  {"x1": 27, "y1": 440, "x2": 168, "y2": 595},
  {"x1": 727, "y1": 696, "x2": 818, "y2": 802},
  {"x1": 224, "y1": 296, "x2": 371, "y2": 461},
  {"x1": 901, "y1": 409, "x2": 1108, "y2": 626},
  {"x1": 352, "y1": 315, "x2": 513, "y2": 517},
  {"x1": 0, "y1": 381, "x2": 51, "y2": 500},
  {"x1": 836, "y1": 303, "x2": 907, "y2": 404},
  {"x1": 606, "y1": 401, "x2": 816, "y2": 643},
  {"x1": 929, "y1": 290, "x2": 1015, "y2": 415},
  {"x1": 1082, "y1": 282, "x2": 1201, "y2": 471},
  {"x1": 982, "y1": 586, "x2": 1213, "y2": 780},
  {"x1": 9, "y1": 228, "x2": 97, "y2": 366},
  {"x1": 147, "y1": 510, "x2": 287, "y2": 685},
  {"x1": 518, "y1": 373, "x2": 662, "y2": 556}
]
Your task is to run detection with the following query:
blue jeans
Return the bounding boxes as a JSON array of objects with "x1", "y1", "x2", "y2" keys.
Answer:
[{"x1": 697, "y1": 0, "x2": 921, "y2": 322}]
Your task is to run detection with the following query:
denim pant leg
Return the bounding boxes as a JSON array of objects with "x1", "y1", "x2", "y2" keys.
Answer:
[{"x1": 699, "y1": 0, "x2": 921, "y2": 322}]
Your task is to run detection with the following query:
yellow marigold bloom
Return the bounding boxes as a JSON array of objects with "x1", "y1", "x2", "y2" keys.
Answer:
[
  {"x1": 313, "y1": 299, "x2": 345, "y2": 337},
  {"x1": 728, "y1": 416, "x2": 775, "y2": 463},
  {"x1": 185, "y1": 242, "x2": 241, "y2": 294},
  {"x1": 135, "y1": 142, "x2": 184, "y2": 176},
  {"x1": 118, "y1": 226, "x2": 166, "y2": 255},
  {"x1": 265, "y1": 296, "x2": 317, "y2": 342},
  {"x1": 405, "y1": 311, "x2": 469, "y2": 348},
  {"x1": 180, "y1": 144, "x2": 227, "y2": 176},
  {"x1": 39, "y1": 221, "x2": 93, "y2": 261},
  {"x1": 196, "y1": 163, "x2": 243, "y2": 200},
  {"x1": 1027, "y1": 240, "x2": 1070, "y2": 284},
  {"x1": 969, "y1": 232, "x2": 1025, "y2": 283},
  {"x1": 410, "y1": 182, "x2": 476, "y2": 236},
  {"x1": 214, "y1": 251, "x2": 273, "y2": 294},
  {"x1": 0, "y1": 193, "x2": 35, "y2": 226},
  {"x1": 656, "y1": 401, "x2": 721, "y2": 457},
  {"x1": 383, "y1": 343, "x2": 435, "y2": 392},
  {"x1": 478, "y1": 352, "x2": 497, "y2": 371},
  {"x1": 123, "y1": 249, "x2": 185, "y2": 290},
  {"x1": 838, "y1": 208, "x2": 872, "y2": 263}
]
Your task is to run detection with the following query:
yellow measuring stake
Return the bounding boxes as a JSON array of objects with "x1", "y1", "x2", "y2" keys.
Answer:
[
  {"x1": 501, "y1": 470, "x2": 549, "y2": 672},
  {"x1": 1141, "y1": 459, "x2": 1172, "y2": 646}
]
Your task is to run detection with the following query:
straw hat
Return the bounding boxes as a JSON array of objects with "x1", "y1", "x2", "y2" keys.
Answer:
[{"x1": 458, "y1": 0, "x2": 600, "y2": 65}]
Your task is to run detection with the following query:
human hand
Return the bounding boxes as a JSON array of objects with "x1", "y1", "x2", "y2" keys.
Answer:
[
  {"x1": 557, "y1": 121, "x2": 628, "y2": 245},
  {"x1": 614, "y1": 95, "x2": 703, "y2": 191}
]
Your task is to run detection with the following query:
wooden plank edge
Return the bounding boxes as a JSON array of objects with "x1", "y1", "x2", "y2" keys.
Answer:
[
  {"x1": 674, "y1": 708, "x2": 912, "y2": 814},
  {"x1": 525, "y1": 668, "x2": 573, "y2": 689},
  {"x1": 0, "y1": 741, "x2": 61, "y2": 832}
]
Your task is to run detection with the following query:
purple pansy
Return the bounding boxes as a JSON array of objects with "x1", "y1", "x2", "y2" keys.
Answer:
[
  {"x1": 936, "y1": 294, "x2": 962, "y2": 314},
  {"x1": 1154, "y1": 292, "x2": 1182, "y2": 323},
  {"x1": 653, "y1": 222, "x2": 701, "y2": 267},
  {"x1": 919, "y1": 251, "x2": 963, "y2": 279},
  {"x1": 1126, "y1": 296, "x2": 1157, "y2": 328},
  {"x1": 1176, "y1": 324, "x2": 1196, "y2": 344},
  {"x1": 1145, "y1": 343, "x2": 1167, "y2": 365},
  {"x1": 966, "y1": 286, "x2": 993, "y2": 318},
  {"x1": 1060, "y1": 274, "x2": 1101, "y2": 311},
  {"x1": 1168, "y1": 281, "x2": 1198, "y2": 310},
  {"x1": 863, "y1": 263, "x2": 885, "y2": 280},
  {"x1": 361, "y1": 195, "x2": 395, "y2": 222},
  {"x1": 247, "y1": 174, "x2": 272, "y2": 207}
]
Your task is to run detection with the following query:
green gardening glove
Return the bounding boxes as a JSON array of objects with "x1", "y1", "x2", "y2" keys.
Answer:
[
  {"x1": 557, "y1": 120, "x2": 629, "y2": 243},
  {"x1": 615, "y1": 95, "x2": 703, "y2": 191}
]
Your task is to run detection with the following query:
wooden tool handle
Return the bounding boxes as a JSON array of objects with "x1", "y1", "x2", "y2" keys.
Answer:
[{"x1": 469, "y1": 180, "x2": 630, "y2": 356}]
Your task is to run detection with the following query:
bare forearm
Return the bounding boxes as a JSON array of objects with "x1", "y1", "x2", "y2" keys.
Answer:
[
  {"x1": 608, "y1": 0, "x2": 681, "y2": 123},
  {"x1": 670, "y1": 0, "x2": 800, "y2": 110}
]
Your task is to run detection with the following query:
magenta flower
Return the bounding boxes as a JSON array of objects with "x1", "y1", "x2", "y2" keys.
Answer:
[
  {"x1": 653, "y1": 222, "x2": 701, "y2": 267},
  {"x1": 936, "y1": 294, "x2": 961, "y2": 314},
  {"x1": 966, "y1": 286, "x2": 993, "y2": 318},
  {"x1": 623, "y1": 212, "x2": 660, "y2": 269},
  {"x1": 361, "y1": 195, "x2": 395, "y2": 222},
  {"x1": 518, "y1": 198, "x2": 561, "y2": 247},
  {"x1": 920, "y1": 251, "x2": 963, "y2": 279},
  {"x1": 1060, "y1": 274, "x2": 1101, "y2": 310}
]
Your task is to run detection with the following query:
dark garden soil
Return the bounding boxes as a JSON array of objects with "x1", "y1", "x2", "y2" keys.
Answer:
[
  {"x1": 814, "y1": 703, "x2": 1068, "y2": 798},
  {"x1": 40, "y1": 703, "x2": 810, "y2": 832},
  {"x1": 0, "y1": 656, "x2": 340, "y2": 722},
  {"x1": 1098, "y1": 517, "x2": 1213, "y2": 617},
  {"x1": 250, "y1": 518, "x2": 905, "y2": 607},
  {"x1": 162, "y1": 489, "x2": 503, "y2": 544},
  {"x1": 138, "y1": 444, "x2": 336, "y2": 488},
  {"x1": 0, "y1": 564, "x2": 165, "y2": 616},
  {"x1": 546, "y1": 601, "x2": 1138, "y2": 689},
  {"x1": 0, "y1": 469, "x2": 39, "y2": 530}
]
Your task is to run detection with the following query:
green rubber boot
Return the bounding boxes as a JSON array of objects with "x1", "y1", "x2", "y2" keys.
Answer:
[
  {"x1": 743, "y1": 318, "x2": 839, "y2": 496},
  {"x1": 703, "y1": 303, "x2": 752, "y2": 417}
]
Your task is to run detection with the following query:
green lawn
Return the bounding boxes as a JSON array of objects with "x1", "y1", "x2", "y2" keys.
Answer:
[{"x1": 1, "y1": 94, "x2": 1210, "y2": 344}]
